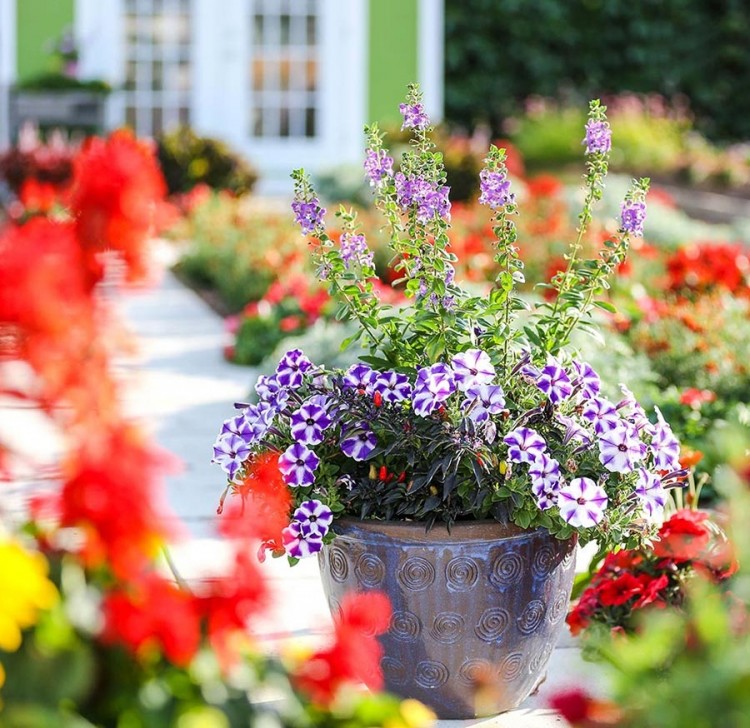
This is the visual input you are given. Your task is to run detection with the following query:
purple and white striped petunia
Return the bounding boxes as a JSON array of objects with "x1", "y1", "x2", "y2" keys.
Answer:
[
  {"x1": 556, "y1": 414, "x2": 593, "y2": 447},
  {"x1": 373, "y1": 370, "x2": 412, "y2": 403},
  {"x1": 617, "y1": 384, "x2": 652, "y2": 434},
  {"x1": 211, "y1": 433, "x2": 251, "y2": 481},
  {"x1": 290, "y1": 403, "x2": 332, "y2": 446},
  {"x1": 503, "y1": 427, "x2": 547, "y2": 464},
  {"x1": 528, "y1": 454, "x2": 562, "y2": 492},
  {"x1": 462, "y1": 383, "x2": 506, "y2": 423},
  {"x1": 411, "y1": 363, "x2": 457, "y2": 417},
  {"x1": 278, "y1": 442, "x2": 320, "y2": 487},
  {"x1": 291, "y1": 499, "x2": 333, "y2": 538},
  {"x1": 275, "y1": 349, "x2": 313, "y2": 389},
  {"x1": 598, "y1": 424, "x2": 646, "y2": 474},
  {"x1": 558, "y1": 477, "x2": 609, "y2": 528},
  {"x1": 532, "y1": 478, "x2": 562, "y2": 511},
  {"x1": 221, "y1": 413, "x2": 257, "y2": 445},
  {"x1": 451, "y1": 349, "x2": 496, "y2": 391},
  {"x1": 282, "y1": 520, "x2": 324, "y2": 559},
  {"x1": 343, "y1": 363, "x2": 377, "y2": 394},
  {"x1": 650, "y1": 407, "x2": 681, "y2": 471},
  {"x1": 570, "y1": 360, "x2": 601, "y2": 400},
  {"x1": 340, "y1": 423, "x2": 378, "y2": 461},
  {"x1": 535, "y1": 358, "x2": 573, "y2": 405},
  {"x1": 581, "y1": 396, "x2": 621, "y2": 435},
  {"x1": 634, "y1": 468, "x2": 668, "y2": 519},
  {"x1": 254, "y1": 375, "x2": 290, "y2": 411}
]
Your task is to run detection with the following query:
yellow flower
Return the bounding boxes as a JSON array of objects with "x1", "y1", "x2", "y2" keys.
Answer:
[{"x1": 0, "y1": 540, "x2": 58, "y2": 652}]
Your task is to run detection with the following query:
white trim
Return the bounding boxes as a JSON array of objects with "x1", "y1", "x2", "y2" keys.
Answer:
[
  {"x1": 0, "y1": 0, "x2": 16, "y2": 146},
  {"x1": 418, "y1": 0, "x2": 444, "y2": 122}
]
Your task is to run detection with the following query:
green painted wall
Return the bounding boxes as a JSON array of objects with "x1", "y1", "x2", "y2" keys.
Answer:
[
  {"x1": 368, "y1": 0, "x2": 419, "y2": 125},
  {"x1": 16, "y1": 0, "x2": 75, "y2": 81}
]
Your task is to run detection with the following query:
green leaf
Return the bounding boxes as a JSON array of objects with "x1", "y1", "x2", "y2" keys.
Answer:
[{"x1": 593, "y1": 300, "x2": 617, "y2": 313}]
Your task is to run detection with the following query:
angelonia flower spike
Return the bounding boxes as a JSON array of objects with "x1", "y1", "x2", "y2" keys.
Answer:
[{"x1": 213, "y1": 85, "x2": 675, "y2": 563}]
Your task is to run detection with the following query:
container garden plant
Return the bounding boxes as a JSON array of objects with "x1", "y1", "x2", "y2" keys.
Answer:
[{"x1": 212, "y1": 86, "x2": 684, "y2": 719}]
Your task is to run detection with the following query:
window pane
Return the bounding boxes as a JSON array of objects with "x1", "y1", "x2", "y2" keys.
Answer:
[{"x1": 305, "y1": 107, "x2": 316, "y2": 137}]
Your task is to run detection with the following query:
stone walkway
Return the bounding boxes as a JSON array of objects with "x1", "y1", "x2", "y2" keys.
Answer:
[{"x1": 113, "y1": 245, "x2": 604, "y2": 727}]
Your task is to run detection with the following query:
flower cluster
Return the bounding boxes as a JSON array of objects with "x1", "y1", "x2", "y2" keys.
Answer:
[
  {"x1": 567, "y1": 509, "x2": 736, "y2": 635},
  {"x1": 665, "y1": 241, "x2": 750, "y2": 298}
]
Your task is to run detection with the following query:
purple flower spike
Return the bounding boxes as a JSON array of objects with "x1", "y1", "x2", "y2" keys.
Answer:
[
  {"x1": 364, "y1": 148, "x2": 394, "y2": 186},
  {"x1": 343, "y1": 363, "x2": 377, "y2": 394},
  {"x1": 558, "y1": 477, "x2": 608, "y2": 528},
  {"x1": 570, "y1": 361, "x2": 601, "y2": 400},
  {"x1": 373, "y1": 371, "x2": 412, "y2": 403},
  {"x1": 276, "y1": 349, "x2": 313, "y2": 389},
  {"x1": 412, "y1": 363, "x2": 456, "y2": 417},
  {"x1": 536, "y1": 359, "x2": 573, "y2": 405},
  {"x1": 452, "y1": 349, "x2": 496, "y2": 391},
  {"x1": 340, "y1": 423, "x2": 377, "y2": 461},
  {"x1": 635, "y1": 468, "x2": 667, "y2": 519},
  {"x1": 291, "y1": 198, "x2": 326, "y2": 235},
  {"x1": 399, "y1": 102, "x2": 429, "y2": 130},
  {"x1": 528, "y1": 454, "x2": 561, "y2": 492},
  {"x1": 503, "y1": 427, "x2": 547, "y2": 464},
  {"x1": 290, "y1": 403, "x2": 332, "y2": 446},
  {"x1": 278, "y1": 442, "x2": 320, "y2": 487},
  {"x1": 394, "y1": 173, "x2": 451, "y2": 222},
  {"x1": 292, "y1": 499, "x2": 333, "y2": 538},
  {"x1": 598, "y1": 424, "x2": 646, "y2": 474},
  {"x1": 340, "y1": 232, "x2": 374, "y2": 270},
  {"x1": 650, "y1": 407, "x2": 681, "y2": 471},
  {"x1": 282, "y1": 521, "x2": 324, "y2": 559},
  {"x1": 621, "y1": 199, "x2": 647, "y2": 237},
  {"x1": 211, "y1": 433, "x2": 251, "y2": 482},
  {"x1": 462, "y1": 383, "x2": 506, "y2": 423},
  {"x1": 582, "y1": 119, "x2": 611, "y2": 155},
  {"x1": 478, "y1": 168, "x2": 513, "y2": 210}
]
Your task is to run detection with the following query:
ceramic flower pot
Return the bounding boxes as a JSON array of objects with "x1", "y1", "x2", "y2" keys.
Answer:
[{"x1": 318, "y1": 519, "x2": 577, "y2": 719}]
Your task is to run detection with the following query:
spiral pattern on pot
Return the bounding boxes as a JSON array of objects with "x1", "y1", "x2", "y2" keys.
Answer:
[
  {"x1": 474, "y1": 607, "x2": 510, "y2": 642},
  {"x1": 381, "y1": 656, "x2": 408, "y2": 686},
  {"x1": 532, "y1": 542, "x2": 557, "y2": 578},
  {"x1": 445, "y1": 556, "x2": 480, "y2": 590},
  {"x1": 415, "y1": 659, "x2": 450, "y2": 689},
  {"x1": 397, "y1": 556, "x2": 435, "y2": 591},
  {"x1": 489, "y1": 551, "x2": 524, "y2": 588},
  {"x1": 517, "y1": 599, "x2": 546, "y2": 635},
  {"x1": 529, "y1": 642, "x2": 554, "y2": 673},
  {"x1": 548, "y1": 592, "x2": 568, "y2": 625},
  {"x1": 354, "y1": 552, "x2": 385, "y2": 587},
  {"x1": 458, "y1": 658, "x2": 493, "y2": 686},
  {"x1": 429, "y1": 612, "x2": 465, "y2": 644},
  {"x1": 328, "y1": 546, "x2": 349, "y2": 582},
  {"x1": 389, "y1": 610, "x2": 422, "y2": 642},
  {"x1": 499, "y1": 652, "x2": 525, "y2": 682}
]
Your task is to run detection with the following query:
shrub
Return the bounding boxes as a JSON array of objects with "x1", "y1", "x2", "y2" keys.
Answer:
[{"x1": 156, "y1": 126, "x2": 258, "y2": 196}]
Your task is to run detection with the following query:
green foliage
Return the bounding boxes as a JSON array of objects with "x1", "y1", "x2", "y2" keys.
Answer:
[
  {"x1": 15, "y1": 73, "x2": 111, "y2": 94},
  {"x1": 157, "y1": 127, "x2": 258, "y2": 196},
  {"x1": 445, "y1": 0, "x2": 750, "y2": 142}
]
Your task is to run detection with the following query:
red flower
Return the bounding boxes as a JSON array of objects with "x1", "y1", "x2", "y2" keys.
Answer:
[
  {"x1": 70, "y1": 130, "x2": 167, "y2": 286},
  {"x1": 549, "y1": 688, "x2": 621, "y2": 725},
  {"x1": 279, "y1": 314, "x2": 303, "y2": 332},
  {"x1": 59, "y1": 424, "x2": 173, "y2": 578},
  {"x1": 633, "y1": 573, "x2": 669, "y2": 609},
  {"x1": 597, "y1": 572, "x2": 644, "y2": 607},
  {"x1": 527, "y1": 174, "x2": 563, "y2": 198},
  {"x1": 679, "y1": 388, "x2": 716, "y2": 408},
  {"x1": 293, "y1": 592, "x2": 391, "y2": 706},
  {"x1": 18, "y1": 178, "x2": 60, "y2": 213},
  {"x1": 653, "y1": 509, "x2": 711, "y2": 562},
  {"x1": 102, "y1": 573, "x2": 201, "y2": 666}
]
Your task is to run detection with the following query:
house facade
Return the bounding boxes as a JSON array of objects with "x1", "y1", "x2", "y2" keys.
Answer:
[{"x1": 0, "y1": 0, "x2": 443, "y2": 191}]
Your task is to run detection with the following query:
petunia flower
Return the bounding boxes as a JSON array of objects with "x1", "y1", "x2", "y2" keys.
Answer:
[
  {"x1": 528, "y1": 454, "x2": 561, "y2": 492},
  {"x1": 343, "y1": 363, "x2": 377, "y2": 394},
  {"x1": 581, "y1": 396, "x2": 621, "y2": 435},
  {"x1": 650, "y1": 407, "x2": 681, "y2": 471},
  {"x1": 212, "y1": 433, "x2": 251, "y2": 481},
  {"x1": 535, "y1": 358, "x2": 573, "y2": 404},
  {"x1": 634, "y1": 468, "x2": 667, "y2": 519},
  {"x1": 598, "y1": 424, "x2": 646, "y2": 474},
  {"x1": 570, "y1": 360, "x2": 601, "y2": 400},
  {"x1": 290, "y1": 403, "x2": 332, "y2": 446},
  {"x1": 373, "y1": 370, "x2": 412, "y2": 403},
  {"x1": 555, "y1": 414, "x2": 593, "y2": 447},
  {"x1": 292, "y1": 499, "x2": 333, "y2": 538},
  {"x1": 278, "y1": 443, "x2": 320, "y2": 487},
  {"x1": 558, "y1": 477, "x2": 608, "y2": 528},
  {"x1": 282, "y1": 520, "x2": 324, "y2": 559},
  {"x1": 340, "y1": 423, "x2": 377, "y2": 461},
  {"x1": 411, "y1": 363, "x2": 456, "y2": 417},
  {"x1": 255, "y1": 375, "x2": 290, "y2": 410},
  {"x1": 451, "y1": 349, "x2": 495, "y2": 391},
  {"x1": 503, "y1": 427, "x2": 547, "y2": 464},
  {"x1": 462, "y1": 383, "x2": 506, "y2": 423},
  {"x1": 616, "y1": 384, "x2": 652, "y2": 434},
  {"x1": 275, "y1": 349, "x2": 313, "y2": 389}
]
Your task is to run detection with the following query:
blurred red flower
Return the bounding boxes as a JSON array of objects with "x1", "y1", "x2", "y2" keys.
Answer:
[{"x1": 653, "y1": 509, "x2": 711, "y2": 562}]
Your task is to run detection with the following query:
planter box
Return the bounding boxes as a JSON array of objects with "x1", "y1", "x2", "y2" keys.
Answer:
[{"x1": 9, "y1": 90, "x2": 107, "y2": 138}]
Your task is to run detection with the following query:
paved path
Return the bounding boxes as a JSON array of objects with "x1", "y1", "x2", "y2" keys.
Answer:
[{"x1": 115, "y1": 245, "x2": 604, "y2": 727}]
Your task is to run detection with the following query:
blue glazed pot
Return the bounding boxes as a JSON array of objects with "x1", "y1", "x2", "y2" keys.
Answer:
[{"x1": 318, "y1": 519, "x2": 577, "y2": 719}]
